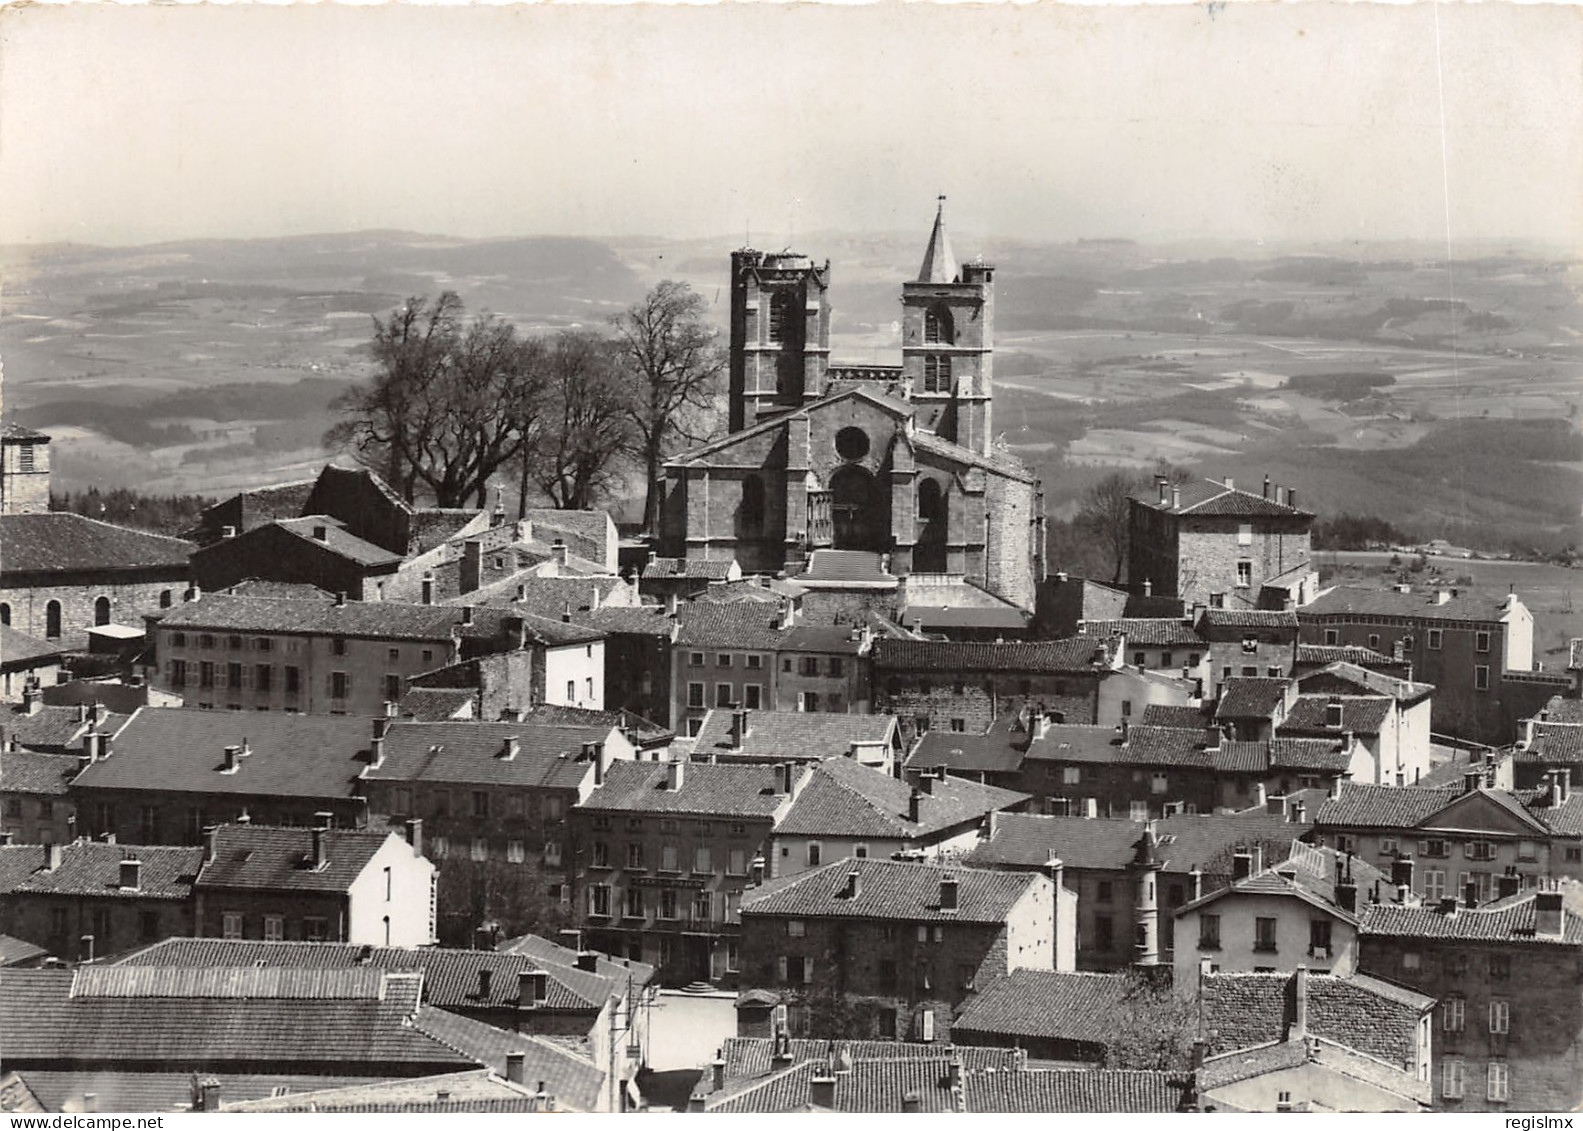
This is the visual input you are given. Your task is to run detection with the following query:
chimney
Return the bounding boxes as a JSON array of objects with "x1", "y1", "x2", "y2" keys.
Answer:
[
  {"x1": 1223, "y1": 476, "x2": 1235, "y2": 492},
  {"x1": 575, "y1": 951, "x2": 599, "y2": 972},
  {"x1": 1189, "y1": 865, "x2": 1204, "y2": 903},
  {"x1": 461, "y1": 540, "x2": 483, "y2": 595},
  {"x1": 1083, "y1": 797, "x2": 1098, "y2": 819},
  {"x1": 1535, "y1": 889, "x2": 1564, "y2": 939},
  {"x1": 222, "y1": 745, "x2": 242, "y2": 774},
  {"x1": 76, "y1": 702, "x2": 88, "y2": 723},
  {"x1": 519, "y1": 969, "x2": 549, "y2": 1005},
  {"x1": 1325, "y1": 697, "x2": 1343, "y2": 729},
  {"x1": 1463, "y1": 770, "x2": 1483, "y2": 796},
  {"x1": 731, "y1": 709, "x2": 750, "y2": 750},
  {"x1": 839, "y1": 868, "x2": 861, "y2": 900},
  {"x1": 1156, "y1": 475, "x2": 1169, "y2": 505},
  {"x1": 196, "y1": 1078, "x2": 220, "y2": 1112},
  {"x1": 561, "y1": 602, "x2": 572, "y2": 624},
  {"x1": 711, "y1": 1057, "x2": 726, "y2": 1094},
  {"x1": 1390, "y1": 855, "x2": 1414, "y2": 895},
  {"x1": 505, "y1": 1051, "x2": 526, "y2": 1085},
  {"x1": 1232, "y1": 848, "x2": 1254, "y2": 882},
  {"x1": 939, "y1": 873, "x2": 959, "y2": 911},
  {"x1": 461, "y1": 605, "x2": 475, "y2": 627},
  {"x1": 1262, "y1": 475, "x2": 1271, "y2": 500},
  {"x1": 500, "y1": 736, "x2": 520, "y2": 761},
  {"x1": 750, "y1": 854, "x2": 766, "y2": 886},
  {"x1": 1286, "y1": 488, "x2": 1298, "y2": 510},
  {"x1": 1335, "y1": 854, "x2": 1357, "y2": 913},
  {"x1": 551, "y1": 540, "x2": 568, "y2": 569},
  {"x1": 46, "y1": 843, "x2": 64, "y2": 871},
  {"x1": 204, "y1": 825, "x2": 219, "y2": 863},
  {"x1": 119, "y1": 858, "x2": 141, "y2": 891},
  {"x1": 666, "y1": 756, "x2": 686, "y2": 792},
  {"x1": 1464, "y1": 879, "x2": 1478, "y2": 910},
  {"x1": 478, "y1": 968, "x2": 494, "y2": 999},
  {"x1": 908, "y1": 788, "x2": 923, "y2": 824},
  {"x1": 1170, "y1": 485, "x2": 1181, "y2": 510},
  {"x1": 1290, "y1": 800, "x2": 1307, "y2": 825},
  {"x1": 312, "y1": 812, "x2": 332, "y2": 869},
  {"x1": 21, "y1": 686, "x2": 41, "y2": 714},
  {"x1": 1290, "y1": 964, "x2": 1309, "y2": 1040},
  {"x1": 421, "y1": 572, "x2": 435, "y2": 606},
  {"x1": 1496, "y1": 870, "x2": 1521, "y2": 900},
  {"x1": 313, "y1": 524, "x2": 328, "y2": 541},
  {"x1": 1046, "y1": 854, "x2": 1065, "y2": 894},
  {"x1": 405, "y1": 817, "x2": 424, "y2": 857},
  {"x1": 809, "y1": 1072, "x2": 836, "y2": 1109},
  {"x1": 1558, "y1": 768, "x2": 1572, "y2": 804},
  {"x1": 80, "y1": 934, "x2": 95, "y2": 963}
]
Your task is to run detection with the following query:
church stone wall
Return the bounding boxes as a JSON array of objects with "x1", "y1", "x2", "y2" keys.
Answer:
[{"x1": 985, "y1": 472, "x2": 1038, "y2": 611}]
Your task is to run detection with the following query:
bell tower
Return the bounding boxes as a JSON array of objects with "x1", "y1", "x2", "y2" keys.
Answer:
[
  {"x1": 728, "y1": 250, "x2": 832, "y2": 431},
  {"x1": 900, "y1": 198, "x2": 995, "y2": 455}
]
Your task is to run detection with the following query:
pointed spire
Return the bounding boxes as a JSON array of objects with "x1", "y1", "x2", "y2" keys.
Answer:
[{"x1": 917, "y1": 195, "x2": 959, "y2": 284}]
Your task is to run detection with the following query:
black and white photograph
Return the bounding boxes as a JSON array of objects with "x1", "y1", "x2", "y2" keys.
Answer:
[{"x1": 0, "y1": 0, "x2": 1580, "y2": 1115}]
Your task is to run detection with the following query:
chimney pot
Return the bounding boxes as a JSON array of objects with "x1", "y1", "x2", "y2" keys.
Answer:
[
  {"x1": 939, "y1": 873, "x2": 959, "y2": 911},
  {"x1": 666, "y1": 756, "x2": 685, "y2": 792},
  {"x1": 505, "y1": 1051, "x2": 525, "y2": 1085},
  {"x1": 119, "y1": 858, "x2": 141, "y2": 891},
  {"x1": 1535, "y1": 890, "x2": 1564, "y2": 938},
  {"x1": 405, "y1": 817, "x2": 424, "y2": 856}
]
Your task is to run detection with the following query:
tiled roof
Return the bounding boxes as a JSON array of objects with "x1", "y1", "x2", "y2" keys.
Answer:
[
  {"x1": 578, "y1": 605, "x2": 674, "y2": 637},
  {"x1": 674, "y1": 603, "x2": 785, "y2": 650},
  {"x1": 1200, "y1": 971, "x2": 1432, "y2": 1065},
  {"x1": 1079, "y1": 618, "x2": 1202, "y2": 647},
  {"x1": 693, "y1": 709, "x2": 894, "y2": 762},
  {"x1": 1134, "y1": 478, "x2": 1311, "y2": 518},
  {"x1": 1359, "y1": 894, "x2": 1583, "y2": 946},
  {"x1": 72, "y1": 708, "x2": 371, "y2": 800},
  {"x1": 1139, "y1": 703, "x2": 1212, "y2": 730},
  {"x1": 11, "y1": 1071, "x2": 390, "y2": 1114},
  {"x1": 1295, "y1": 661, "x2": 1434, "y2": 703},
  {"x1": 0, "y1": 846, "x2": 47, "y2": 892},
  {"x1": 1571, "y1": 639, "x2": 1583, "y2": 671},
  {"x1": 403, "y1": 1006, "x2": 604, "y2": 1112},
  {"x1": 1300, "y1": 585, "x2": 1519, "y2": 625},
  {"x1": 1180, "y1": 841, "x2": 1389, "y2": 924},
  {"x1": 1280, "y1": 696, "x2": 1393, "y2": 737},
  {"x1": 0, "y1": 747, "x2": 80, "y2": 795},
  {"x1": 0, "y1": 513, "x2": 193, "y2": 576},
  {"x1": 221, "y1": 1070, "x2": 550, "y2": 1113},
  {"x1": 272, "y1": 517, "x2": 404, "y2": 568},
  {"x1": 195, "y1": 825, "x2": 396, "y2": 893},
  {"x1": 8, "y1": 842, "x2": 202, "y2": 900},
  {"x1": 643, "y1": 557, "x2": 736, "y2": 580},
  {"x1": 706, "y1": 1057, "x2": 953, "y2": 1113},
  {"x1": 873, "y1": 637, "x2": 1113, "y2": 674},
  {"x1": 796, "y1": 550, "x2": 896, "y2": 585},
  {"x1": 952, "y1": 969, "x2": 1129, "y2": 1044},
  {"x1": 1, "y1": 421, "x2": 51, "y2": 441},
  {"x1": 776, "y1": 758, "x2": 1027, "y2": 839},
  {"x1": 0, "y1": 967, "x2": 475, "y2": 1070},
  {"x1": 452, "y1": 573, "x2": 629, "y2": 617},
  {"x1": 396, "y1": 687, "x2": 477, "y2": 721},
  {"x1": 965, "y1": 1069, "x2": 1191, "y2": 1113},
  {"x1": 154, "y1": 594, "x2": 481, "y2": 641},
  {"x1": 1538, "y1": 695, "x2": 1583, "y2": 726},
  {"x1": 902, "y1": 605, "x2": 1030, "y2": 630},
  {"x1": 521, "y1": 703, "x2": 672, "y2": 745},
  {"x1": 1198, "y1": 608, "x2": 1299, "y2": 630},
  {"x1": 963, "y1": 809, "x2": 1310, "y2": 873},
  {"x1": 1528, "y1": 725, "x2": 1583, "y2": 764},
  {"x1": 1296, "y1": 643, "x2": 1397, "y2": 668},
  {"x1": 114, "y1": 938, "x2": 613, "y2": 1012},
  {"x1": 717, "y1": 1038, "x2": 1025, "y2": 1081},
  {"x1": 364, "y1": 720, "x2": 608, "y2": 790},
  {"x1": 1311, "y1": 784, "x2": 1458, "y2": 829},
  {"x1": 496, "y1": 932, "x2": 656, "y2": 990},
  {"x1": 906, "y1": 732, "x2": 1023, "y2": 775},
  {"x1": 579, "y1": 760, "x2": 789, "y2": 819},
  {"x1": 1197, "y1": 1040, "x2": 1311, "y2": 1090},
  {"x1": 220, "y1": 580, "x2": 335, "y2": 601},
  {"x1": 0, "y1": 933, "x2": 49, "y2": 967},
  {"x1": 407, "y1": 509, "x2": 484, "y2": 556},
  {"x1": 740, "y1": 857, "x2": 1037, "y2": 923},
  {"x1": 910, "y1": 430, "x2": 1034, "y2": 482},
  {"x1": 778, "y1": 624, "x2": 865, "y2": 654},
  {"x1": 1023, "y1": 724, "x2": 1124, "y2": 764},
  {"x1": 1215, "y1": 677, "x2": 1291, "y2": 720},
  {"x1": 1117, "y1": 725, "x2": 1211, "y2": 768},
  {"x1": 1528, "y1": 792, "x2": 1583, "y2": 837},
  {"x1": 1266, "y1": 736, "x2": 1352, "y2": 772},
  {"x1": 0, "y1": 626, "x2": 66, "y2": 667},
  {"x1": 1, "y1": 705, "x2": 92, "y2": 752}
]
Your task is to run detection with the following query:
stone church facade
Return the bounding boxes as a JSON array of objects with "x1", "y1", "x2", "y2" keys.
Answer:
[{"x1": 657, "y1": 204, "x2": 1044, "y2": 611}]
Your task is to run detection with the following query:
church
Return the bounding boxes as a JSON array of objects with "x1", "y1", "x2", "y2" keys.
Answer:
[{"x1": 657, "y1": 203, "x2": 1045, "y2": 612}]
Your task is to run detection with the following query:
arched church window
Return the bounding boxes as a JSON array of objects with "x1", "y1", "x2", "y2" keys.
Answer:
[
  {"x1": 917, "y1": 478, "x2": 945, "y2": 526},
  {"x1": 924, "y1": 355, "x2": 952, "y2": 394},
  {"x1": 0, "y1": 603, "x2": 9, "y2": 626},
  {"x1": 94, "y1": 596, "x2": 112, "y2": 626},
  {"x1": 740, "y1": 474, "x2": 765, "y2": 534},
  {"x1": 834, "y1": 427, "x2": 870, "y2": 462},
  {"x1": 45, "y1": 600, "x2": 62, "y2": 640},
  {"x1": 924, "y1": 306, "x2": 954, "y2": 345},
  {"x1": 767, "y1": 292, "x2": 796, "y2": 344}
]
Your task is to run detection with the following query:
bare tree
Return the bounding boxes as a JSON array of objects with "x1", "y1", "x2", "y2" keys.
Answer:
[
  {"x1": 1075, "y1": 470, "x2": 1141, "y2": 584},
  {"x1": 533, "y1": 331, "x2": 635, "y2": 511},
  {"x1": 1097, "y1": 970, "x2": 1199, "y2": 1070},
  {"x1": 610, "y1": 281, "x2": 725, "y2": 533}
]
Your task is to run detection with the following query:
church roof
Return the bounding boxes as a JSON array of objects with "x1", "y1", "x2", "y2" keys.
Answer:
[{"x1": 917, "y1": 198, "x2": 959, "y2": 284}]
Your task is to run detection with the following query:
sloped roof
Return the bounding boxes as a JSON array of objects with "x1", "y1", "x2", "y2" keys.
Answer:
[
  {"x1": 1215, "y1": 677, "x2": 1291, "y2": 720},
  {"x1": 0, "y1": 747, "x2": 80, "y2": 795},
  {"x1": 1139, "y1": 703, "x2": 1212, "y2": 730},
  {"x1": 220, "y1": 1069, "x2": 548, "y2": 1113},
  {"x1": 1312, "y1": 783, "x2": 1461, "y2": 830},
  {"x1": 0, "y1": 626, "x2": 66, "y2": 668},
  {"x1": 71, "y1": 708, "x2": 371, "y2": 800},
  {"x1": 952, "y1": 969, "x2": 1130, "y2": 1044},
  {"x1": 496, "y1": 931, "x2": 656, "y2": 990},
  {"x1": 693, "y1": 709, "x2": 894, "y2": 762},
  {"x1": 452, "y1": 572, "x2": 630, "y2": 615},
  {"x1": 965, "y1": 1069, "x2": 1191, "y2": 1114},
  {"x1": 364, "y1": 720, "x2": 607, "y2": 790},
  {"x1": 396, "y1": 687, "x2": 477, "y2": 721},
  {"x1": 579, "y1": 605, "x2": 674, "y2": 637},
  {"x1": 1267, "y1": 736, "x2": 1352, "y2": 772},
  {"x1": 1280, "y1": 696, "x2": 1393, "y2": 737},
  {"x1": 906, "y1": 731, "x2": 1025, "y2": 776},
  {"x1": 1359, "y1": 894, "x2": 1583, "y2": 946},
  {"x1": 1295, "y1": 643, "x2": 1399, "y2": 669},
  {"x1": 917, "y1": 200, "x2": 959, "y2": 283},
  {"x1": 0, "y1": 967, "x2": 473, "y2": 1070},
  {"x1": 403, "y1": 1006, "x2": 604, "y2": 1112},
  {"x1": 1198, "y1": 608, "x2": 1300, "y2": 630},
  {"x1": 643, "y1": 557, "x2": 736, "y2": 581},
  {"x1": 873, "y1": 637, "x2": 1113, "y2": 674},
  {"x1": 740, "y1": 857, "x2": 1037, "y2": 923},
  {"x1": 1134, "y1": 478, "x2": 1312, "y2": 519},
  {"x1": 0, "y1": 934, "x2": 49, "y2": 967},
  {"x1": 717, "y1": 1038, "x2": 1025, "y2": 1082},
  {"x1": 674, "y1": 602, "x2": 785, "y2": 650},
  {"x1": 0, "y1": 846, "x2": 47, "y2": 892},
  {"x1": 797, "y1": 550, "x2": 895, "y2": 585},
  {"x1": 1023, "y1": 724, "x2": 1125, "y2": 764},
  {"x1": 902, "y1": 605, "x2": 1030, "y2": 630},
  {"x1": 10, "y1": 1070, "x2": 390, "y2": 1114},
  {"x1": 777, "y1": 758, "x2": 1027, "y2": 840},
  {"x1": 964, "y1": 809, "x2": 1314, "y2": 874},
  {"x1": 580, "y1": 760, "x2": 789, "y2": 819},
  {"x1": 220, "y1": 579, "x2": 336, "y2": 601},
  {"x1": 1200, "y1": 971, "x2": 1433, "y2": 1064},
  {"x1": 1538, "y1": 695, "x2": 1583, "y2": 725},
  {"x1": 1116, "y1": 725, "x2": 1211, "y2": 768},
  {"x1": 909, "y1": 430, "x2": 1033, "y2": 481},
  {"x1": 0, "y1": 513, "x2": 193, "y2": 576},
  {"x1": 1080, "y1": 618, "x2": 1203, "y2": 647},
  {"x1": 195, "y1": 825, "x2": 399, "y2": 893},
  {"x1": 1300, "y1": 586, "x2": 1519, "y2": 625},
  {"x1": 1, "y1": 421, "x2": 50, "y2": 441},
  {"x1": 272, "y1": 517, "x2": 404, "y2": 568},
  {"x1": 521, "y1": 703, "x2": 672, "y2": 746},
  {"x1": 778, "y1": 624, "x2": 866, "y2": 654},
  {"x1": 1, "y1": 704, "x2": 92, "y2": 752},
  {"x1": 113, "y1": 937, "x2": 614, "y2": 1012},
  {"x1": 154, "y1": 594, "x2": 479, "y2": 641},
  {"x1": 1178, "y1": 841, "x2": 1389, "y2": 924},
  {"x1": 9, "y1": 842, "x2": 202, "y2": 900},
  {"x1": 1295, "y1": 661, "x2": 1434, "y2": 703}
]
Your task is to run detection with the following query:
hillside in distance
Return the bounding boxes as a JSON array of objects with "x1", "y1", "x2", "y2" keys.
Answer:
[{"x1": 1, "y1": 229, "x2": 1579, "y2": 553}]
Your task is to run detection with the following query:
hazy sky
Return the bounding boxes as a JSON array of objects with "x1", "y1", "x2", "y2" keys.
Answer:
[{"x1": 1, "y1": 2, "x2": 1579, "y2": 250}]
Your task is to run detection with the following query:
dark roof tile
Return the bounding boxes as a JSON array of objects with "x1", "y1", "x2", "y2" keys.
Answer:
[
  {"x1": 741, "y1": 857, "x2": 1038, "y2": 923},
  {"x1": 874, "y1": 637, "x2": 1115, "y2": 674},
  {"x1": 0, "y1": 514, "x2": 192, "y2": 576},
  {"x1": 195, "y1": 825, "x2": 400, "y2": 893},
  {"x1": 777, "y1": 759, "x2": 1026, "y2": 839}
]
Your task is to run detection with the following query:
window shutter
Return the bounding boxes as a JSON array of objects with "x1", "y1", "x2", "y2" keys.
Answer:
[
  {"x1": 803, "y1": 958, "x2": 814, "y2": 984},
  {"x1": 777, "y1": 956, "x2": 788, "y2": 982},
  {"x1": 920, "y1": 1009, "x2": 935, "y2": 1042}
]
